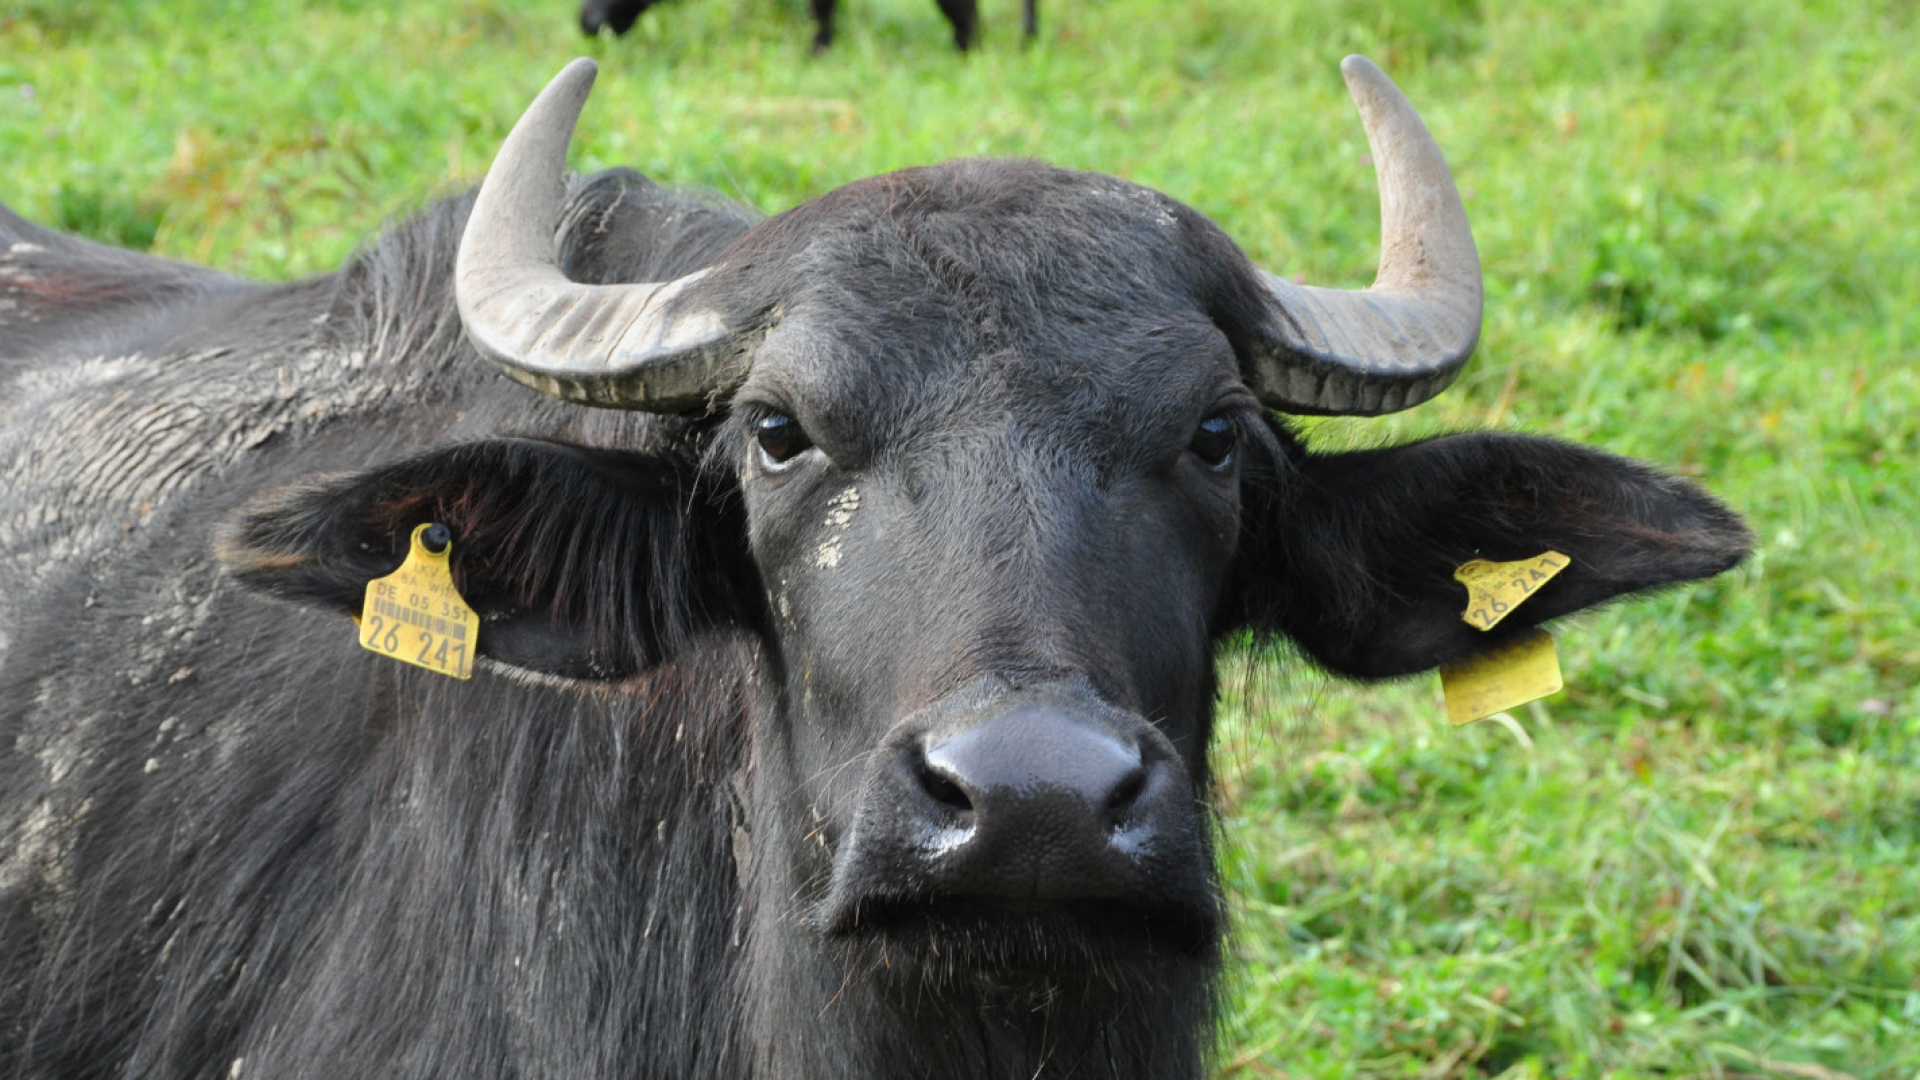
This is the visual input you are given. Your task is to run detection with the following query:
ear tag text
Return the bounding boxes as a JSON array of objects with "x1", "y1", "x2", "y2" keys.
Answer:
[
  {"x1": 1455, "y1": 551, "x2": 1570, "y2": 631},
  {"x1": 359, "y1": 523, "x2": 478, "y2": 680},
  {"x1": 1440, "y1": 629, "x2": 1563, "y2": 726}
]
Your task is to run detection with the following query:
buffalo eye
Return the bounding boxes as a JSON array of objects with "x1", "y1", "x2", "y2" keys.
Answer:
[
  {"x1": 755, "y1": 413, "x2": 813, "y2": 469},
  {"x1": 1190, "y1": 414, "x2": 1238, "y2": 468}
]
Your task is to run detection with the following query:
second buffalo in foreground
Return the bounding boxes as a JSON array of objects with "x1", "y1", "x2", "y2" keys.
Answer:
[{"x1": 0, "y1": 57, "x2": 1747, "y2": 1079}]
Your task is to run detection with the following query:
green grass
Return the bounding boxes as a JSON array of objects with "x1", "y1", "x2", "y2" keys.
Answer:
[{"x1": 4, "y1": 0, "x2": 1917, "y2": 1075}]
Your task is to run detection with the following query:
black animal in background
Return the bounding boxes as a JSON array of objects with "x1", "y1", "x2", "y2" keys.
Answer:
[
  {"x1": 0, "y1": 57, "x2": 1747, "y2": 1079},
  {"x1": 580, "y1": 0, "x2": 1035, "y2": 51}
]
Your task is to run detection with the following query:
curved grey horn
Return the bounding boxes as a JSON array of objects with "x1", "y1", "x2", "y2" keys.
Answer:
[
  {"x1": 455, "y1": 58, "x2": 754, "y2": 412},
  {"x1": 1247, "y1": 56, "x2": 1483, "y2": 416}
]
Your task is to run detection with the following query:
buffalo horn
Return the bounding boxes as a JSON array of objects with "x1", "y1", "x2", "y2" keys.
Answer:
[
  {"x1": 1247, "y1": 56, "x2": 1483, "y2": 415},
  {"x1": 455, "y1": 58, "x2": 753, "y2": 413}
]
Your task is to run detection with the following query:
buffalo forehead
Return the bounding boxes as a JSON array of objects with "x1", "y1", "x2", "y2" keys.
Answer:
[
  {"x1": 723, "y1": 161, "x2": 1252, "y2": 452},
  {"x1": 748, "y1": 311, "x2": 1242, "y2": 467},
  {"x1": 773, "y1": 163, "x2": 1221, "y2": 311}
]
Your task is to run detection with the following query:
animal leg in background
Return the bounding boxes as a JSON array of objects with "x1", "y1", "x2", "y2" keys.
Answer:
[
  {"x1": 932, "y1": 0, "x2": 978, "y2": 49},
  {"x1": 808, "y1": 0, "x2": 835, "y2": 52}
]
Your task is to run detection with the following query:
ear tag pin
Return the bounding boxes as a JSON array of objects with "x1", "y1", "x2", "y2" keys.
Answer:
[
  {"x1": 1442, "y1": 551, "x2": 1570, "y2": 726},
  {"x1": 359, "y1": 523, "x2": 479, "y2": 680}
]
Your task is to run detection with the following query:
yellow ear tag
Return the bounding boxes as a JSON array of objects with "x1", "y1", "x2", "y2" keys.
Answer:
[
  {"x1": 358, "y1": 523, "x2": 479, "y2": 680},
  {"x1": 1440, "y1": 629, "x2": 1563, "y2": 726},
  {"x1": 1454, "y1": 551, "x2": 1571, "y2": 631}
]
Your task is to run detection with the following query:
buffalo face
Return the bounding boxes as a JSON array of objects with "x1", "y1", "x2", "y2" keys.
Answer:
[{"x1": 718, "y1": 197, "x2": 1262, "y2": 971}]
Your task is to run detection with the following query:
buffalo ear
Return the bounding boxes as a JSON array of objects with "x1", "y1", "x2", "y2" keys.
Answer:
[
  {"x1": 1228, "y1": 431, "x2": 1751, "y2": 679},
  {"x1": 218, "y1": 438, "x2": 758, "y2": 680}
]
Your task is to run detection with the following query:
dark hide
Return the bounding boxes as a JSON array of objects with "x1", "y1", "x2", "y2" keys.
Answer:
[
  {"x1": 0, "y1": 206, "x2": 260, "y2": 363},
  {"x1": 1, "y1": 171, "x2": 763, "y2": 1080},
  {"x1": 0, "y1": 155, "x2": 1749, "y2": 1080},
  {"x1": 579, "y1": 0, "x2": 1029, "y2": 52}
]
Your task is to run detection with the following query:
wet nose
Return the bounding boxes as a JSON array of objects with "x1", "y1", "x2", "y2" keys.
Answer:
[
  {"x1": 919, "y1": 705, "x2": 1148, "y2": 835},
  {"x1": 893, "y1": 704, "x2": 1171, "y2": 900}
]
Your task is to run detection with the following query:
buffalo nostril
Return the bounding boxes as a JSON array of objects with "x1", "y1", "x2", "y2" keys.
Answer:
[
  {"x1": 1105, "y1": 766, "x2": 1148, "y2": 822},
  {"x1": 916, "y1": 760, "x2": 974, "y2": 814}
]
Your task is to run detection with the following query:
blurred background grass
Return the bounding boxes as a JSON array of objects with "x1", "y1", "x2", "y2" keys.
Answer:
[{"x1": 3, "y1": 0, "x2": 1916, "y2": 1075}]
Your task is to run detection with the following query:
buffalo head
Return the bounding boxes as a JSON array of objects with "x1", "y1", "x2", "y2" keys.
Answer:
[{"x1": 211, "y1": 57, "x2": 1746, "y2": 1076}]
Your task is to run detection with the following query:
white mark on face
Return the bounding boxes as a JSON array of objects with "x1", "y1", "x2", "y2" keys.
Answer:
[
  {"x1": 814, "y1": 537, "x2": 843, "y2": 569},
  {"x1": 824, "y1": 485, "x2": 861, "y2": 527},
  {"x1": 814, "y1": 486, "x2": 860, "y2": 569},
  {"x1": 0, "y1": 801, "x2": 54, "y2": 894}
]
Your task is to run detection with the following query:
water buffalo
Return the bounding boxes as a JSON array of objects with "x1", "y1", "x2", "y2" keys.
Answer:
[
  {"x1": 0, "y1": 57, "x2": 1747, "y2": 1079},
  {"x1": 580, "y1": 0, "x2": 1030, "y2": 51}
]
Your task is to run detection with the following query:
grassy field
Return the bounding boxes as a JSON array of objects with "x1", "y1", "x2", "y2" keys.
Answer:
[{"x1": 4, "y1": 0, "x2": 1916, "y2": 1075}]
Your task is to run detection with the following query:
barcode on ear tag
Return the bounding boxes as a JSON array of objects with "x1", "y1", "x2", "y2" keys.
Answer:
[
  {"x1": 359, "y1": 524, "x2": 478, "y2": 680},
  {"x1": 1455, "y1": 551, "x2": 1571, "y2": 631},
  {"x1": 1440, "y1": 629, "x2": 1563, "y2": 726}
]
